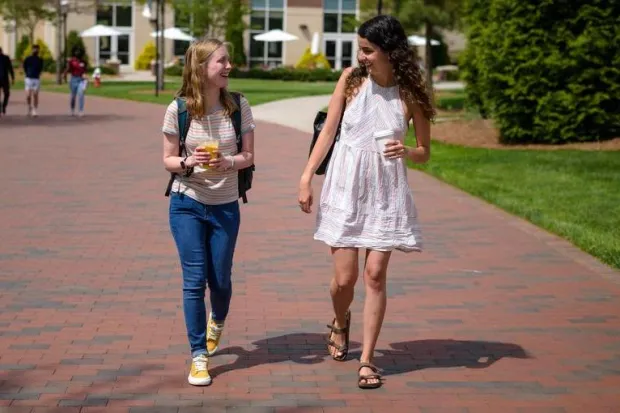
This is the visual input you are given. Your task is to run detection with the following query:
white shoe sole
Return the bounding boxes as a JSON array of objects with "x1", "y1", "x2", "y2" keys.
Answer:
[
  {"x1": 188, "y1": 374, "x2": 212, "y2": 386},
  {"x1": 206, "y1": 347, "x2": 218, "y2": 357}
]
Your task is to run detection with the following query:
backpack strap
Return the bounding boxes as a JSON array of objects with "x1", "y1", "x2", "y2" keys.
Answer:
[
  {"x1": 230, "y1": 92, "x2": 248, "y2": 203},
  {"x1": 164, "y1": 97, "x2": 192, "y2": 197},
  {"x1": 230, "y1": 92, "x2": 243, "y2": 153},
  {"x1": 177, "y1": 97, "x2": 191, "y2": 147}
]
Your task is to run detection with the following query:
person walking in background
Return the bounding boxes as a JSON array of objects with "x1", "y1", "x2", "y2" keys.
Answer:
[
  {"x1": 162, "y1": 38, "x2": 256, "y2": 386},
  {"x1": 63, "y1": 46, "x2": 88, "y2": 117},
  {"x1": 298, "y1": 15, "x2": 434, "y2": 390},
  {"x1": 0, "y1": 47, "x2": 15, "y2": 117},
  {"x1": 23, "y1": 44, "x2": 44, "y2": 117}
]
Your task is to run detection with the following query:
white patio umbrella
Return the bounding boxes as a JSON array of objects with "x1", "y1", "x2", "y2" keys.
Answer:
[
  {"x1": 253, "y1": 29, "x2": 298, "y2": 42},
  {"x1": 80, "y1": 24, "x2": 123, "y2": 67},
  {"x1": 408, "y1": 34, "x2": 440, "y2": 46},
  {"x1": 80, "y1": 24, "x2": 122, "y2": 38},
  {"x1": 150, "y1": 27, "x2": 195, "y2": 42}
]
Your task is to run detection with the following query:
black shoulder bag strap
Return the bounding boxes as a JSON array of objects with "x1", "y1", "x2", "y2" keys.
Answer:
[
  {"x1": 230, "y1": 92, "x2": 248, "y2": 203},
  {"x1": 164, "y1": 97, "x2": 191, "y2": 197}
]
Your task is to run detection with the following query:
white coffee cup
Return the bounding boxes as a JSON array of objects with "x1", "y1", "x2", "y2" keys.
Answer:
[{"x1": 374, "y1": 129, "x2": 399, "y2": 162}]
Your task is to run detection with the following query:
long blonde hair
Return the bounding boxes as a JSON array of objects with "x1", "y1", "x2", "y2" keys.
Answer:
[{"x1": 177, "y1": 37, "x2": 238, "y2": 119}]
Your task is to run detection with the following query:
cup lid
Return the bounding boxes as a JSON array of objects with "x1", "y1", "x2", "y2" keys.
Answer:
[{"x1": 373, "y1": 129, "x2": 394, "y2": 138}]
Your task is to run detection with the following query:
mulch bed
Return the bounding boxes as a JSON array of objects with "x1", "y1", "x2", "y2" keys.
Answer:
[{"x1": 431, "y1": 117, "x2": 620, "y2": 151}]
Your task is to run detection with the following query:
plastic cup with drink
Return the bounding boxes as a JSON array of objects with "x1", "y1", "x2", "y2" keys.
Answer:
[{"x1": 194, "y1": 139, "x2": 220, "y2": 172}]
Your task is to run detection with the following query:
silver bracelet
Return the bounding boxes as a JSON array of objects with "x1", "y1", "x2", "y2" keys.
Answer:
[{"x1": 227, "y1": 155, "x2": 235, "y2": 171}]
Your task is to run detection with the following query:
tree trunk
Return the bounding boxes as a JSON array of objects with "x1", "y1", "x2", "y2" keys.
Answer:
[
  {"x1": 160, "y1": 0, "x2": 165, "y2": 91},
  {"x1": 55, "y1": 0, "x2": 62, "y2": 84},
  {"x1": 425, "y1": 20, "x2": 433, "y2": 93}
]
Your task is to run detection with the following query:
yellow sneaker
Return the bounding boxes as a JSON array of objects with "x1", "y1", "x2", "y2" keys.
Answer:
[
  {"x1": 188, "y1": 354, "x2": 211, "y2": 386},
  {"x1": 206, "y1": 312, "x2": 225, "y2": 356}
]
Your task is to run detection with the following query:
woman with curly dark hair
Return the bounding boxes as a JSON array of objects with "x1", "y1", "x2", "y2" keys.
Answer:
[{"x1": 298, "y1": 15, "x2": 434, "y2": 389}]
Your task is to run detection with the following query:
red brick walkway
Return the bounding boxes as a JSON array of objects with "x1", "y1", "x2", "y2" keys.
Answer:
[{"x1": 1, "y1": 91, "x2": 619, "y2": 413}]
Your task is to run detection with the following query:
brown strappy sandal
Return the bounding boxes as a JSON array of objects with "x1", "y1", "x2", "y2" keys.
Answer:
[
  {"x1": 326, "y1": 309, "x2": 351, "y2": 361},
  {"x1": 358, "y1": 362, "x2": 383, "y2": 389}
]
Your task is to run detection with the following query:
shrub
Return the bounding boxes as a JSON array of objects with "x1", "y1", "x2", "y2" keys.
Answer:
[
  {"x1": 444, "y1": 69, "x2": 460, "y2": 81},
  {"x1": 22, "y1": 38, "x2": 56, "y2": 73},
  {"x1": 230, "y1": 67, "x2": 342, "y2": 82},
  {"x1": 436, "y1": 94, "x2": 466, "y2": 111},
  {"x1": 66, "y1": 30, "x2": 90, "y2": 68},
  {"x1": 295, "y1": 47, "x2": 331, "y2": 70},
  {"x1": 16, "y1": 35, "x2": 29, "y2": 62},
  {"x1": 461, "y1": 0, "x2": 620, "y2": 144},
  {"x1": 165, "y1": 64, "x2": 184, "y2": 77},
  {"x1": 135, "y1": 41, "x2": 156, "y2": 70},
  {"x1": 164, "y1": 65, "x2": 342, "y2": 82}
]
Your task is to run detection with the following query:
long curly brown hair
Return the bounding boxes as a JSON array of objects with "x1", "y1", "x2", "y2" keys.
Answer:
[{"x1": 345, "y1": 15, "x2": 436, "y2": 121}]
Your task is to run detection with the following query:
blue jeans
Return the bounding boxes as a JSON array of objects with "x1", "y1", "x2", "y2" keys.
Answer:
[
  {"x1": 69, "y1": 76, "x2": 85, "y2": 112},
  {"x1": 169, "y1": 193, "x2": 240, "y2": 357}
]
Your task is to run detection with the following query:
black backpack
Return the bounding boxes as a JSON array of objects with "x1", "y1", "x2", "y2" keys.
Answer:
[{"x1": 164, "y1": 91, "x2": 254, "y2": 203}]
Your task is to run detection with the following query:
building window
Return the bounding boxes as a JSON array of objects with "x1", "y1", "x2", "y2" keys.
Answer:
[
  {"x1": 173, "y1": 4, "x2": 193, "y2": 58},
  {"x1": 96, "y1": 2, "x2": 132, "y2": 65},
  {"x1": 323, "y1": 0, "x2": 356, "y2": 34},
  {"x1": 249, "y1": 0, "x2": 285, "y2": 68}
]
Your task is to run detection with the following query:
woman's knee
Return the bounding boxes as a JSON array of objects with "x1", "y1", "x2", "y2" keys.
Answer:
[
  {"x1": 333, "y1": 269, "x2": 357, "y2": 292},
  {"x1": 364, "y1": 264, "x2": 386, "y2": 292},
  {"x1": 183, "y1": 276, "x2": 207, "y2": 298}
]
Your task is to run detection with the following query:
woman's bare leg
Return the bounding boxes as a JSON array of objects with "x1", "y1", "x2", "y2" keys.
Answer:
[
  {"x1": 360, "y1": 249, "x2": 391, "y2": 385},
  {"x1": 328, "y1": 247, "x2": 359, "y2": 358}
]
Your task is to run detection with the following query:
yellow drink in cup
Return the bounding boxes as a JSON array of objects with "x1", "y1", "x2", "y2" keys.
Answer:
[{"x1": 196, "y1": 140, "x2": 219, "y2": 169}]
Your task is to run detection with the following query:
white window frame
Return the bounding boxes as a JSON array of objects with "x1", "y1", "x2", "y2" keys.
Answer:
[
  {"x1": 322, "y1": 0, "x2": 358, "y2": 70},
  {"x1": 95, "y1": 1, "x2": 134, "y2": 68},
  {"x1": 249, "y1": 0, "x2": 286, "y2": 68},
  {"x1": 323, "y1": 0, "x2": 357, "y2": 34},
  {"x1": 323, "y1": 35, "x2": 357, "y2": 70}
]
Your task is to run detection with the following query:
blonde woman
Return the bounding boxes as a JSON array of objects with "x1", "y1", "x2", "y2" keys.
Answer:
[{"x1": 162, "y1": 38, "x2": 255, "y2": 386}]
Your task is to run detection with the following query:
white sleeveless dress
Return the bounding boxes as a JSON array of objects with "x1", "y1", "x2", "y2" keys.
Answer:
[{"x1": 314, "y1": 76, "x2": 422, "y2": 252}]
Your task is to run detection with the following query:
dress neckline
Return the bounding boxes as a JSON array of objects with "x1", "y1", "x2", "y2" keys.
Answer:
[{"x1": 369, "y1": 75, "x2": 397, "y2": 89}]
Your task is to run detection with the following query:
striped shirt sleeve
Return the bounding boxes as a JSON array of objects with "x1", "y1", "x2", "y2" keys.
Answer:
[
  {"x1": 162, "y1": 100, "x2": 179, "y2": 136},
  {"x1": 240, "y1": 96, "x2": 256, "y2": 136}
]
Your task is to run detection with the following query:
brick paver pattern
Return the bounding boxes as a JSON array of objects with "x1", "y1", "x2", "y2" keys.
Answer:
[{"x1": 1, "y1": 91, "x2": 620, "y2": 413}]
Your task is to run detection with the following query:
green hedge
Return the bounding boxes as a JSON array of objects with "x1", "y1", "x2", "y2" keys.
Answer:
[
  {"x1": 436, "y1": 94, "x2": 466, "y2": 111},
  {"x1": 461, "y1": 0, "x2": 620, "y2": 144},
  {"x1": 164, "y1": 65, "x2": 342, "y2": 82},
  {"x1": 231, "y1": 67, "x2": 342, "y2": 82}
]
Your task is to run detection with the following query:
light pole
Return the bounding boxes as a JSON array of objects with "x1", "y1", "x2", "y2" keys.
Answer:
[
  {"x1": 61, "y1": 0, "x2": 69, "y2": 83},
  {"x1": 143, "y1": 0, "x2": 163, "y2": 96}
]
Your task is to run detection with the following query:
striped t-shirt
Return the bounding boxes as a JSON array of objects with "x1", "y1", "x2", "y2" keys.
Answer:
[{"x1": 162, "y1": 95, "x2": 256, "y2": 205}]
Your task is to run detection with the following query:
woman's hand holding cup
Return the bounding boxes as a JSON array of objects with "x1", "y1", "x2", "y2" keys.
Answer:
[
  {"x1": 193, "y1": 147, "x2": 213, "y2": 167},
  {"x1": 383, "y1": 140, "x2": 407, "y2": 159}
]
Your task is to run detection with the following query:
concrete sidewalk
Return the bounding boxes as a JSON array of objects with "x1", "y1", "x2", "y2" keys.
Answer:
[{"x1": 252, "y1": 94, "x2": 331, "y2": 134}]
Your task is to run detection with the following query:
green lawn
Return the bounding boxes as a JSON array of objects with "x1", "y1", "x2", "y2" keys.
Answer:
[
  {"x1": 406, "y1": 135, "x2": 620, "y2": 270},
  {"x1": 19, "y1": 78, "x2": 336, "y2": 106}
]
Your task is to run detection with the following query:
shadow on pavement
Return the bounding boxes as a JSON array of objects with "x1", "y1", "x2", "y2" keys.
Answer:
[
  {"x1": 0, "y1": 113, "x2": 131, "y2": 127},
  {"x1": 210, "y1": 332, "x2": 362, "y2": 378},
  {"x1": 212, "y1": 334, "x2": 531, "y2": 379},
  {"x1": 367, "y1": 338, "x2": 532, "y2": 375}
]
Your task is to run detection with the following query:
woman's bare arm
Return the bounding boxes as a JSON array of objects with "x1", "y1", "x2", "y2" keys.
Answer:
[{"x1": 406, "y1": 102, "x2": 431, "y2": 164}]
